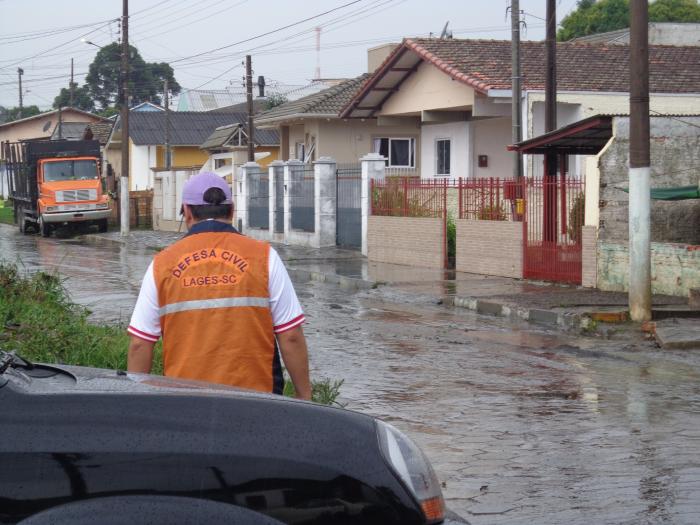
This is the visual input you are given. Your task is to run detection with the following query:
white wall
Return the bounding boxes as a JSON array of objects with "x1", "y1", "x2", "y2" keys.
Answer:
[
  {"x1": 471, "y1": 117, "x2": 513, "y2": 178},
  {"x1": 130, "y1": 145, "x2": 150, "y2": 191},
  {"x1": 420, "y1": 121, "x2": 469, "y2": 179}
]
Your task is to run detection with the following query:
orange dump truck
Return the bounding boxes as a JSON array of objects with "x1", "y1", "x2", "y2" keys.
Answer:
[{"x1": 3, "y1": 139, "x2": 111, "y2": 236}]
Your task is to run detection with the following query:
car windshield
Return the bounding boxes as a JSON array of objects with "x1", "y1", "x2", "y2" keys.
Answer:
[{"x1": 43, "y1": 160, "x2": 98, "y2": 182}]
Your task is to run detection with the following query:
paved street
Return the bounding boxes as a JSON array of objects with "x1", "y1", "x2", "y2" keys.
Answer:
[{"x1": 2, "y1": 224, "x2": 700, "y2": 524}]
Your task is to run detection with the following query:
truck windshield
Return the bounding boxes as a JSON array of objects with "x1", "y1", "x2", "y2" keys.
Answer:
[{"x1": 43, "y1": 160, "x2": 98, "y2": 182}]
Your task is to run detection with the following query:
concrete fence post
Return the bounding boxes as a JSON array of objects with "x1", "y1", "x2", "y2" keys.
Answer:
[
  {"x1": 361, "y1": 153, "x2": 386, "y2": 256},
  {"x1": 239, "y1": 161, "x2": 260, "y2": 233},
  {"x1": 269, "y1": 160, "x2": 284, "y2": 242},
  {"x1": 314, "y1": 156, "x2": 337, "y2": 248},
  {"x1": 283, "y1": 160, "x2": 302, "y2": 244}
]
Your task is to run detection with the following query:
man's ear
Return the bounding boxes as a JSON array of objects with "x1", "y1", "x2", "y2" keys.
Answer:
[{"x1": 183, "y1": 204, "x2": 195, "y2": 222}]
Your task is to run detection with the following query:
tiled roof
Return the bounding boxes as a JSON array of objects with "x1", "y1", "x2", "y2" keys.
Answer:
[
  {"x1": 342, "y1": 38, "x2": 700, "y2": 118},
  {"x1": 84, "y1": 122, "x2": 114, "y2": 144},
  {"x1": 115, "y1": 111, "x2": 242, "y2": 146},
  {"x1": 256, "y1": 75, "x2": 369, "y2": 124},
  {"x1": 200, "y1": 122, "x2": 279, "y2": 150},
  {"x1": 405, "y1": 38, "x2": 700, "y2": 93}
]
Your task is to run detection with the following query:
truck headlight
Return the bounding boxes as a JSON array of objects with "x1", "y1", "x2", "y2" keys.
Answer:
[
  {"x1": 96, "y1": 202, "x2": 109, "y2": 209},
  {"x1": 45, "y1": 206, "x2": 58, "y2": 212},
  {"x1": 376, "y1": 420, "x2": 445, "y2": 523}
]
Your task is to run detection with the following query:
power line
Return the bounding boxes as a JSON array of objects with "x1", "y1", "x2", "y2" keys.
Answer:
[{"x1": 168, "y1": 0, "x2": 366, "y2": 64}]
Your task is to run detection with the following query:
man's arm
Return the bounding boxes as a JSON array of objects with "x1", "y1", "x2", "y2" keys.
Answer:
[
  {"x1": 276, "y1": 325, "x2": 312, "y2": 400},
  {"x1": 127, "y1": 335, "x2": 156, "y2": 373}
]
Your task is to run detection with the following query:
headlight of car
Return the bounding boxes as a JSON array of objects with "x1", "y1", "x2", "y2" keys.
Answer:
[
  {"x1": 96, "y1": 202, "x2": 109, "y2": 209},
  {"x1": 376, "y1": 420, "x2": 445, "y2": 524},
  {"x1": 45, "y1": 206, "x2": 58, "y2": 212}
]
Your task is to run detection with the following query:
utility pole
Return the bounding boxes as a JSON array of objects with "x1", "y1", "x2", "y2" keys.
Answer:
[
  {"x1": 120, "y1": 0, "x2": 130, "y2": 236},
  {"x1": 69, "y1": 58, "x2": 74, "y2": 107},
  {"x1": 164, "y1": 79, "x2": 171, "y2": 169},
  {"x1": 543, "y1": 0, "x2": 557, "y2": 242},
  {"x1": 17, "y1": 68, "x2": 24, "y2": 119},
  {"x1": 629, "y1": 0, "x2": 652, "y2": 322},
  {"x1": 511, "y1": 0, "x2": 522, "y2": 179},
  {"x1": 245, "y1": 55, "x2": 255, "y2": 162},
  {"x1": 57, "y1": 105, "x2": 63, "y2": 139}
]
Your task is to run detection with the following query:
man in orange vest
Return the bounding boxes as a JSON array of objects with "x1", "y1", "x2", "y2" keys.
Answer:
[{"x1": 127, "y1": 172, "x2": 311, "y2": 400}]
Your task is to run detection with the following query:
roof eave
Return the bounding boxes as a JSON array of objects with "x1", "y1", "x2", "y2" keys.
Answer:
[{"x1": 255, "y1": 113, "x2": 339, "y2": 126}]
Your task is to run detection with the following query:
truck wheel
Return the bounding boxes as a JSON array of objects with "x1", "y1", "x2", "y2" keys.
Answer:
[
  {"x1": 97, "y1": 218, "x2": 108, "y2": 233},
  {"x1": 38, "y1": 216, "x2": 51, "y2": 238}
]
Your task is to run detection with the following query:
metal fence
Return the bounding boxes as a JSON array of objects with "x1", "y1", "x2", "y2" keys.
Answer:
[
  {"x1": 290, "y1": 163, "x2": 315, "y2": 232},
  {"x1": 371, "y1": 178, "x2": 449, "y2": 218},
  {"x1": 247, "y1": 168, "x2": 269, "y2": 229},
  {"x1": 336, "y1": 163, "x2": 362, "y2": 249},
  {"x1": 458, "y1": 178, "x2": 523, "y2": 221}
]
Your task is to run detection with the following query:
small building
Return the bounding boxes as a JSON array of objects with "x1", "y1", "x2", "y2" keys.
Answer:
[
  {"x1": 105, "y1": 111, "x2": 240, "y2": 191},
  {"x1": 255, "y1": 73, "x2": 420, "y2": 169},
  {"x1": 341, "y1": 38, "x2": 700, "y2": 180},
  {"x1": 0, "y1": 107, "x2": 108, "y2": 145},
  {"x1": 511, "y1": 114, "x2": 700, "y2": 297},
  {"x1": 200, "y1": 122, "x2": 279, "y2": 177}
]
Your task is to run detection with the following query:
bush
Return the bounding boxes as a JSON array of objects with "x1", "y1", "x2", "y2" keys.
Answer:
[
  {"x1": 568, "y1": 194, "x2": 585, "y2": 244},
  {"x1": 478, "y1": 204, "x2": 507, "y2": 221},
  {"x1": 447, "y1": 213, "x2": 456, "y2": 258}
]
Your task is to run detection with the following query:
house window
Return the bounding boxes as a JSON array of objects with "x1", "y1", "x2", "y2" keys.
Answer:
[
  {"x1": 373, "y1": 137, "x2": 416, "y2": 168},
  {"x1": 436, "y1": 139, "x2": 451, "y2": 176}
]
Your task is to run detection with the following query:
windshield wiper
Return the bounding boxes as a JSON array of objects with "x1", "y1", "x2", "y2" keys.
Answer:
[{"x1": 0, "y1": 351, "x2": 35, "y2": 375}]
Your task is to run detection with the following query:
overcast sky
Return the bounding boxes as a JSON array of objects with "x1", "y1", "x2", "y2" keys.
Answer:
[{"x1": 0, "y1": 0, "x2": 578, "y2": 110}]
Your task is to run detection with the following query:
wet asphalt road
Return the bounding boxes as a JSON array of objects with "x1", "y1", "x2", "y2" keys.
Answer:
[{"x1": 2, "y1": 225, "x2": 700, "y2": 524}]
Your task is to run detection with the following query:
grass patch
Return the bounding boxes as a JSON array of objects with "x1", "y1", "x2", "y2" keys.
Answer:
[
  {"x1": 0, "y1": 262, "x2": 341, "y2": 405},
  {"x1": 0, "y1": 200, "x2": 14, "y2": 225}
]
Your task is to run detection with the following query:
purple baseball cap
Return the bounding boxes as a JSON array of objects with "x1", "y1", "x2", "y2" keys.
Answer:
[{"x1": 181, "y1": 171, "x2": 232, "y2": 205}]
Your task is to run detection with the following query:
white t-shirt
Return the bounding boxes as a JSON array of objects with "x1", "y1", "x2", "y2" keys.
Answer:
[{"x1": 128, "y1": 247, "x2": 304, "y2": 343}]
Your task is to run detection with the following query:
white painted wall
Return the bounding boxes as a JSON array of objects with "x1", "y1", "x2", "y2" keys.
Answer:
[
  {"x1": 471, "y1": 117, "x2": 513, "y2": 178},
  {"x1": 420, "y1": 121, "x2": 469, "y2": 179},
  {"x1": 130, "y1": 145, "x2": 150, "y2": 191}
]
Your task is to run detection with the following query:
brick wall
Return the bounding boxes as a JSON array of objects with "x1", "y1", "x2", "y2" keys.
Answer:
[
  {"x1": 581, "y1": 225, "x2": 597, "y2": 288},
  {"x1": 598, "y1": 241, "x2": 700, "y2": 297},
  {"x1": 368, "y1": 216, "x2": 444, "y2": 269},
  {"x1": 109, "y1": 190, "x2": 153, "y2": 228},
  {"x1": 598, "y1": 117, "x2": 700, "y2": 245},
  {"x1": 456, "y1": 220, "x2": 523, "y2": 278}
]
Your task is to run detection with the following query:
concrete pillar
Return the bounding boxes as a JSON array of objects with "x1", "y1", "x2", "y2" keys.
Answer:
[
  {"x1": 269, "y1": 160, "x2": 284, "y2": 242},
  {"x1": 361, "y1": 153, "x2": 386, "y2": 256},
  {"x1": 239, "y1": 161, "x2": 260, "y2": 233},
  {"x1": 314, "y1": 156, "x2": 337, "y2": 248},
  {"x1": 283, "y1": 160, "x2": 302, "y2": 244}
]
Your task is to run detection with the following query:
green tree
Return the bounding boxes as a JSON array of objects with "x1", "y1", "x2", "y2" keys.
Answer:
[
  {"x1": 264, "y1": 93, "x2": 289, "y2": 111},
  {"x1": 85, "y1": 43, "x2": 180, "y2": 110},
  {"x1": 649, "y1": 0, "x2": 700, "y2": 21},
  {"x1": 0, "y1": 105, "x2": 42, "y2": 123},
  {"x1": 557, "y1": 0, "x2": 630, "y2": 41},
  {"x1": 53, "y1": 83, "x2": 95, "y2": 112},
  {"x1": 558, "y1": 0, "x2": 700, "y2": 41}
]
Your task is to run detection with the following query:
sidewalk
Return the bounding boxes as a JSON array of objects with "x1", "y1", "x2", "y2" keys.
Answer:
[{"x1": 84, "y1": 230, "x2": 698, "y2": 342}]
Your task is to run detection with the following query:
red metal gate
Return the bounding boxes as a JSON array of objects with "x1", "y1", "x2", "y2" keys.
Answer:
[{"x1": 523, "y1": 174, "x2": 585, "y2": 284}]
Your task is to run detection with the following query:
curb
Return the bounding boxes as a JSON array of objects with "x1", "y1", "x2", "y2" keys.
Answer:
[
  {"x1": 453, "y1": 295, "x2": 593, "y2": 332},
  {"x1": 287, "y1": 268, "x2": 377, "y2": 291}
]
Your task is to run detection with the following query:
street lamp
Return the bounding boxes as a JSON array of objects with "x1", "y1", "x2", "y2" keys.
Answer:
[{"x1": 81, "y1": 38, "x2": 103, "y2": 49}]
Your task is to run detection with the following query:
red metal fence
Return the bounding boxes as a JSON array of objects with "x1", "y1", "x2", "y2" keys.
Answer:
[
  {"x1": 458, "y1": 178, "x2": 523, "y2": 221},
  {"x1": 522, "y1": 177, "x2": 585, "y2": 284},
  {"x1": 371, "y1": 178, "x2": 448, "y2": 218},
  {"x1": 370, "y1": 176, "x2": 585, "y2": 283}
]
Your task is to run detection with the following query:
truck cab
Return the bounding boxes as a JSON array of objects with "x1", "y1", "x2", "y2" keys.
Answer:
[
  {"x1": 3, "y1": 139, "x2": 112, "y2": 237},
  {"x1": 37, "y1": 155, "x2": 111, "y2": 235}
]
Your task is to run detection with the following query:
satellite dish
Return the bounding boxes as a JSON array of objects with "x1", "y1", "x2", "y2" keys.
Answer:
[{"x1": 43, "y1": 120, "x2": 52, "y2": 132}]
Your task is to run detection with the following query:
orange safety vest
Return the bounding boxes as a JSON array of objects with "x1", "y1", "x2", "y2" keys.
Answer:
[{"x1": 153, "y1": 221, "x2": 282, "y2": 393}]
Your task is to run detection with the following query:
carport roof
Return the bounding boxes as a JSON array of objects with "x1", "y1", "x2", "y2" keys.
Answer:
[{"x1": 507, "y1": 115, "x2": 614, "y2": 155}]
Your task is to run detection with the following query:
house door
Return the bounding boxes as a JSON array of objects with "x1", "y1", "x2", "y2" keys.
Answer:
[
  {"x1": 523, "y1": 158, "x2": 585, "y2": 285},
  {"x1": 335, "y1": 163, "x2": 362, "y2": 250}
]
